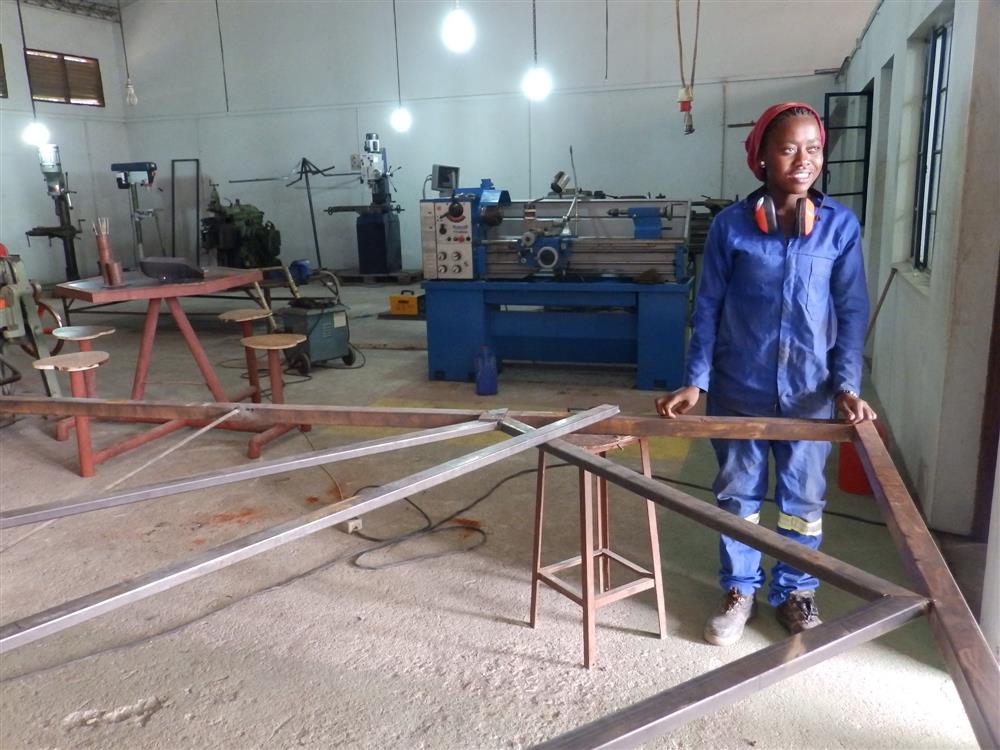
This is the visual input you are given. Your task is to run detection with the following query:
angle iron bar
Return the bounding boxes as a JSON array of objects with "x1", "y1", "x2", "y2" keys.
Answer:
[
  {"x1": 853, "y1": 421, "x2": 1000, "y2": 748},
  {"x1": 502, "y1": 420, "x2": 913, "y2": 601},
  {"x1": 0, "y1": 420, "x2": 500, "y2": 529},
  {"x1": 534, "y1": 595, "x2": 928, "y2": 750},
  {"x1": 0, "y1": 405, "x2": 617, "y2": 653},
  {"x1": 0, "y1": 396, "x2": 855, "y2": 441}
]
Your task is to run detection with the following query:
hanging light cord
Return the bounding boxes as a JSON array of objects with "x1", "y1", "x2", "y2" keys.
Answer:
[
  {"x1": 604, "y1": 0, "x2": 609, "y2": 80},
  {"x1": 15, "y1": 0, "x2": 37, "y2": 119},
  {"x1": 215, "y1": 0, "x2": 230, "y2": 113},
  {"x1": 532, "y1": 0, "x2": 538, "y2": 65},
  {"x1": 117, "y1": 0, "x2": 131, "y2": 80},
  {"x1": 675, "y1": 0, "x2": 701, "y2": 92},
  {"x1": 392, "y1": 0, "x2": 402, "y2": 105}
]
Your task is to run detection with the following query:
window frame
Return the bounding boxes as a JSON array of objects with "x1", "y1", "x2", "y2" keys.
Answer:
[
  {"x1": 0, "y1": 44, "x2": 8, "y2": 99},
  {"x1": 24, "y1": 47, "x2": 105, "y2": 108},
  {"x1": 910, "y1": 24, "x2": 951, "y2": 271}
]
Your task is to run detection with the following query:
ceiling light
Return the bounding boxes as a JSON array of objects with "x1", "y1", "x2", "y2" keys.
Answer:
[
  {"x1": 521, "y1": 67, "x2": 553, "y2": 101},
  {"x1": 21, "y1": 122, "x2": 51, "y2": 146},
  {"x1": 441, "y1": 7, "x2": 475, "y2": 53},
  {"x1": 390, "y1": 107, "x2": 413, "y2": 133}
]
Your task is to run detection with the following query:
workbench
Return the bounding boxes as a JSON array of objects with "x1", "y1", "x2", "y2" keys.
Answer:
[
  {"x1": 56, "y1": 268, "x2": 264, "y2": 402},
  {"x1": 422, "y1": 279, "x2": 690, "y2": 390},
  {"x1": 52, "y1": 268, "x2": 265, "y2": 467}
]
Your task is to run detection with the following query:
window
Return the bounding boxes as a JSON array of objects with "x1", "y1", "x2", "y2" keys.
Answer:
[
  {"x1": 0, "y1": 45, "x2": 7, "y2": 98},
  {"x1": 25, "y1": 48, "x2": 105, "y2": 107},
  {"x1": 822, "y1": 91, "x2": 873, "y2": 225},
  {"x1": 911, "y1": 24, "x2": 951, "y2": 271}
]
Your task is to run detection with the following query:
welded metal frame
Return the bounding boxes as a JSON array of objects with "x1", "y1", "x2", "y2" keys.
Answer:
[{"x1": 0, "y1": 396, "x2": 996, "y2": 747}]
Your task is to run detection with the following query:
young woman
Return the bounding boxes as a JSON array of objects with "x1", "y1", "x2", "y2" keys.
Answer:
[{"x1": 656, "y1": 102, "x2": 877, "y2": 646}]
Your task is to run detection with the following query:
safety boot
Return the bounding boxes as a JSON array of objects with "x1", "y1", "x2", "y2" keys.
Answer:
[
  {"x1": 703, "y1": 588, "x2": 757, "y2": 646},
  {"x1": 775, "y1": 590, "x2": 822, "y2": 634}
]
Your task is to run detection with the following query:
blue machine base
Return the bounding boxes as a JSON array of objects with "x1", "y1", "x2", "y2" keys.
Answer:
[{"x1": 422, "y1": 279, "x2": 689, "y2": 391}]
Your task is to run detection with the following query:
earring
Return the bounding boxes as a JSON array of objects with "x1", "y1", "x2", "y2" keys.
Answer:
[{"x1": 760, "y1": 161, "x2": 765, "y2": 167}]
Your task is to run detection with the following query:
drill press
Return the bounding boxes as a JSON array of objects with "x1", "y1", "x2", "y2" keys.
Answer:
[{"x1": 25, "y1": 144, "x2": 81, "y2": 281}]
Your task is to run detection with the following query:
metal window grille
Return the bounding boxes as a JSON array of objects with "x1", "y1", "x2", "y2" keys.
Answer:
[
  {"x1": 822, "y1": 92, "x2": 873, "y2": 225},
  {"x1": 0, "y1": 45, "x2": 7, "y2": 98},
  {"x1": 25, "y1": 48, "x2": 105, "y2": 107},
  {"x1": 911, "y1": 24, "x2": 951, "y2": 271}
]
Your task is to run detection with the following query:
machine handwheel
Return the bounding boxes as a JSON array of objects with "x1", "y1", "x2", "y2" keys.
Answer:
[
  {"x1": 342, "y1": 349, "x2": 357, "y2": 366},
  {"x1": 19, "y1": 302, "x2": 65, "y2": 358}
]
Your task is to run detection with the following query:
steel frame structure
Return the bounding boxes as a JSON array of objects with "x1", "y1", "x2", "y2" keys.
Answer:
[{"x1": 0, "y1": 396, "x2": 996, "y2": 748}]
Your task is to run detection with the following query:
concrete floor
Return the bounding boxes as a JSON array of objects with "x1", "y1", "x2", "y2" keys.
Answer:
[{"x1": 0, "y1": 282, "x2": 980, "y2": 748}]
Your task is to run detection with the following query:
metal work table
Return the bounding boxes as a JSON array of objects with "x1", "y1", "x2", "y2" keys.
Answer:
[
  {"x1": 422, "y1": 279, "x2": 691, "y2": 390},
  {"x1": 51, "y1": 268, "x2": 265, "y2": 467},
  {"x1": 56, "y1": 268, "x2": 263, "y2": 403}
]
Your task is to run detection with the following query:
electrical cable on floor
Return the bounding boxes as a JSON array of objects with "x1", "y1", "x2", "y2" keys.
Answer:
[{"x1": 0, "y1": 446, "x2": 884, "y2": 682}]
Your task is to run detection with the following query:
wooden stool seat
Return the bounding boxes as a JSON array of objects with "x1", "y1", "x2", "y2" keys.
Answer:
[
  {"x1": 219, "y1": 308, "x2": 271, "y2": 323},
  {"x1": 34, "y1": 351, "x2": 110, "y2": 477},
  {"x1": 237, "y1": 333, "x2": 308, "y2": 458},
  {"x1": 50, "y1": 328, "x2": 115, "y2": 439},
  {"x1": 531, "y1": 434, "x2": 666, "y2": 668},
  {"x1": 220, "y1": 310, "x2": 273, "y2": 405},
  {"x1": 33, "y1": 350, "x2": 109, "y2": 372},
  {"x1": 52, "y1": 325, "x2": 115, "y2": 342},
  {"x1": 241, "y1": 333, "x2": 305, "y2": 351}
]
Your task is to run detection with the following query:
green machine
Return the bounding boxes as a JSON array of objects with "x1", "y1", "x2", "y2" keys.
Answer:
[{"x1": 200, "y1": 184, "x2": 282, "y2": 268}]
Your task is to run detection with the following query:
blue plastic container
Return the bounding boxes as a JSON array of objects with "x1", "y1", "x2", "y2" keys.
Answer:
[
  {"x1": 288, "y1": 259, "x2": 313, "y2": 284},
  {"x1": 474, "y1": 346, "x2": 498, "y2": 396}
]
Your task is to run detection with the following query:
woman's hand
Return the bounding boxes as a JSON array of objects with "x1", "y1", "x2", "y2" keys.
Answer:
[
  {"x1": 655, "y1": 386, "x2": 701, "y2": 418},
  {"x1": 835, "y1": 392, "x2": 877, "y2": 424}
]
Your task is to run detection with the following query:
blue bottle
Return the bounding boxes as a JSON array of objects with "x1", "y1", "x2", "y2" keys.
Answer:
[{"x1": 475, "y1": 346, "x2": 498, "y2": 396}]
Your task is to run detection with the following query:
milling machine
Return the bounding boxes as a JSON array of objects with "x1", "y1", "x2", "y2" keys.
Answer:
[{"x1": 325, "y1": 133, "x2": 403, "y2": 275}]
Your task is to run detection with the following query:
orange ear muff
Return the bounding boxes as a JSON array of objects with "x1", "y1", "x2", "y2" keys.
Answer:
[
  {"x1": 754, "y1": 195, "x2": 778, "y2": 234},
  {"x1": 796, "y1": 197, "x2": 816, "y2": 237}
]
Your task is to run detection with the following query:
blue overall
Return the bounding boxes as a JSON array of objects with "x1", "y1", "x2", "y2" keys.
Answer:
[{"x1": 685, "y1": 191, "x2": 868, "y2": 606}]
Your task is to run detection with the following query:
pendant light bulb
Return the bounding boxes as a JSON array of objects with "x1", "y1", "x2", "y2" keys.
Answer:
[
  {"x1": 521, "y1": 67, "x2": 553, "y2": 101},
  {"x1": 441, "y1": 7, "x2": 475, "y2": 53},
  {"x1": 125, "y1": 77, "x2": 138, "y2": 106},
  {"x1": 21, "y1": 122, "x2": 51, "y2": 146},
  {"x1": 390, "y1": 106, "x2": 413, "y2": 133}
]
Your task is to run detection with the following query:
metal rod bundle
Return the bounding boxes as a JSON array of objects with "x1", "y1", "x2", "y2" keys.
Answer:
[{"x1": 92, "y1": 217, "x2": 123, "y2": 287}]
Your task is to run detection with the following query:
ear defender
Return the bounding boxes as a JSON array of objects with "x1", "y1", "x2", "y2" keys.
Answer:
[
  {"x1": 754, "y1": 195, "x2": 779, "y2": 234},
  {"x1": 797, "y1": 196, "x2": 816, "y2": 236},
  {"x1": 754, "y1": 194, "x2": 816, "y2": 237}
]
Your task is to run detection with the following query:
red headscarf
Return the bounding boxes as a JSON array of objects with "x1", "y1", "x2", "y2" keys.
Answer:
[{"x1": 744, "y1": 102, "x2": 826, "y2": 182}]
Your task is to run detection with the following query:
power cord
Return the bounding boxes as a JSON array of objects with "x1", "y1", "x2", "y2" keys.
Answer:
[{"x1": 0, "y1": 450, "x2": 885, "y2": 683}]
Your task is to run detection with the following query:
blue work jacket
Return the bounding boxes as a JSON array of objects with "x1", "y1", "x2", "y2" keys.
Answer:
[{"x1": 685, "y1": 191, "x2": 869, "y2": 419}]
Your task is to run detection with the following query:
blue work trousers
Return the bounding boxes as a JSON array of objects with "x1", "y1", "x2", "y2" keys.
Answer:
[{"x1": 707, "y1": 398, "x2": 831, "y2": 606}]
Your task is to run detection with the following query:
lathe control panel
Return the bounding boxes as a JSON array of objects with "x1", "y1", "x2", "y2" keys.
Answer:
[{"x1": 421, "y1": 200, "x2": 473, "y2": 280}]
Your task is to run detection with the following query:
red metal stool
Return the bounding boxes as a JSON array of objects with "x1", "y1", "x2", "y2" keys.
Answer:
[
  {"x1": 219, "y1": 308, "x2": 272, "y2": 403},
  {"x1": 51, "y1": 325, "x2": 114, "y2": 440},
  {"x1": 33, "y1": 350, "x2": 109, "y2": 477},
  {"x1": 240, "y1": 333, "x2": 309, "y2": 459},
  {"x1": 530, "y1": 434, "x2": 667, "y2": 668}
]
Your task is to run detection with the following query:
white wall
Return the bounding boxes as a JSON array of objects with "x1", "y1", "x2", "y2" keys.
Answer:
[
  {"x1": 0, "y1": 0, "x2": 133, "y2": 281},
  {"x1": 2, "y1": 0, "x2": 876, "y2": 280},
  {"x1": 845, "y1": 0, "x2": 999, "y2": 534},
  {"x1": 117, "y1": 0, "x2": 873, "y2": 272}
]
